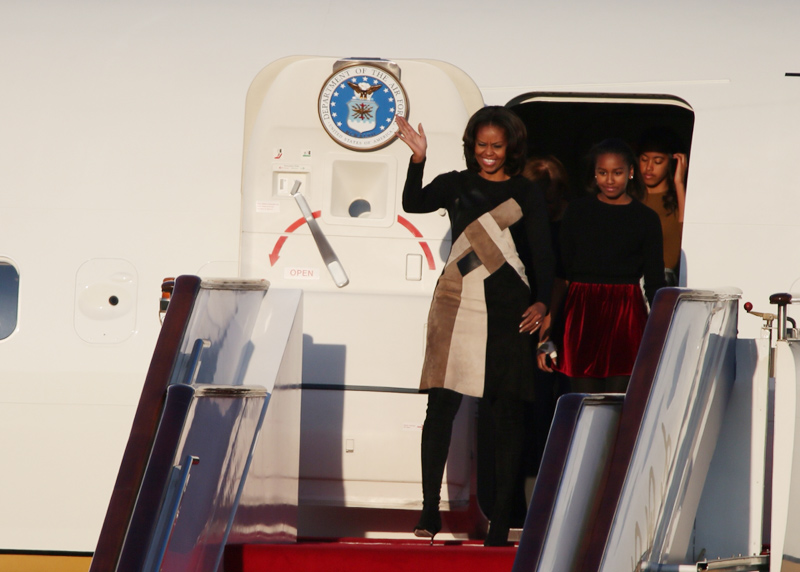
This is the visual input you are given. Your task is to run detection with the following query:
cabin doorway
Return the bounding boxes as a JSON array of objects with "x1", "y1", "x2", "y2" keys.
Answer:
[{"x1": 509, "y1": 93, "x2": 695, "y2": 286}]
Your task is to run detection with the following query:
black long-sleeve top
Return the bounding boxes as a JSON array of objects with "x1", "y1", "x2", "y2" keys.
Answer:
[
  {"x1": 559, "y1": 195, "x2": 666, "y2": 305},
  {"x1": 402, "y1": 159, "x2": 555, "y2": 309}
]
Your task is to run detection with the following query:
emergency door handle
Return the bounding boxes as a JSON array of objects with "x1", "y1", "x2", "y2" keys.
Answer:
[{"x1": 290, "y1": 180, "x2": 349, "y2": 287}]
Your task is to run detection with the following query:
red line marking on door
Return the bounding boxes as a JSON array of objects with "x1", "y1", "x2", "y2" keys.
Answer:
[
  {"x1": 397, "y1": 215, "x2": 436, "y2": 270},
  {"x1": 269, "y1": 211, "x2": 322, "y2": 266}
]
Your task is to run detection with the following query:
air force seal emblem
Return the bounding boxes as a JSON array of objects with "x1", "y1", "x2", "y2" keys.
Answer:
[{"x1": 318, "y1": 63, "x2": 409, "y2": 151}]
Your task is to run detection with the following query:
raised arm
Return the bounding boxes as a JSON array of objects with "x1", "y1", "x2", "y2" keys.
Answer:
[
  {"x1": 673, "y1": 152, "x2": 688, "y2": 223},
  {"x1": 398, "y1": 116, "x2": 454, "y2": 214}
]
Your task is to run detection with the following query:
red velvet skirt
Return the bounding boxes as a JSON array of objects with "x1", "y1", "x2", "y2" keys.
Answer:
[{"x1": 555, "y1": 282, "x2": 648, "y2": 378}]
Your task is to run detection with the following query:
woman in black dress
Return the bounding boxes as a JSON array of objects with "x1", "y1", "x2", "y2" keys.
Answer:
[{"x1": 396, "y1": 107, "x2": 554, "y2": 546}]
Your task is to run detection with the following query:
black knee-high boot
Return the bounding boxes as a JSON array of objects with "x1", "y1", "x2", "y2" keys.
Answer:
[
  {"x1": 484, "y1": 395, "x2": 524, "y2": 546},
  {"x1": 415, "y1": 388, "x2": 462, "y2": 537}
]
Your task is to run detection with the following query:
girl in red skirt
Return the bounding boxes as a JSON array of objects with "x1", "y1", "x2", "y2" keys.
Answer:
[{"x1": 538, "y1": 139, "x2": 665, "y2": 393}]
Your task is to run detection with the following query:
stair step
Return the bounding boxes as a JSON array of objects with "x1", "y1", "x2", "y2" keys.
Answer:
[{"x1": 225, "y1": 538, "x2": 517, "y2": 572}]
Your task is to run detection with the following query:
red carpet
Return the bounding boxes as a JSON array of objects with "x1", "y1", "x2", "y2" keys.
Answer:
[{"x1": 225, "y1": 538, "x2": 517, "y2": 572}]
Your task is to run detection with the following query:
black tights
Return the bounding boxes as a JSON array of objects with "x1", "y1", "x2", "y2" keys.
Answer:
[{"x1": 420, "y1": 387, "x2": 523, "y2": 544}]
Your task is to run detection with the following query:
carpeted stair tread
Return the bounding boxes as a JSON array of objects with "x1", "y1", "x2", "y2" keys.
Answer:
[{"x1": 225, "y1": 538, "x2": 517, "y2": 572}]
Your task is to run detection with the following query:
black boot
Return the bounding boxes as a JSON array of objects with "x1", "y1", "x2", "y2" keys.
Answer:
[
  {"x1": 414, "y1": 503, "x2": 442, "y2": 540},
  {"x1": 415, "y1": 389, "x2": 462, "y2": 543},
  {"x1": 483, "y1": 394, "x2": 524, "y2": 547},
  {"x1": 484, "y1": 518, "x2": 511, "y2": 547}
]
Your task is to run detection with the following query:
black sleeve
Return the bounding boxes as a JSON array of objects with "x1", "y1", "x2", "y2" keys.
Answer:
[
  {"x1": 641, "y1": 206, "x2": 667, "y2": 306},
  {"x1": 401, "y1": 158, "x2": 451, "y2": 214},
  {"x1": 524, "y1": 181, "x2": 556, "y2": 310}
]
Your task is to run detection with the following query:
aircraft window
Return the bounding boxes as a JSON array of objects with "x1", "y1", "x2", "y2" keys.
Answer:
[{"x1": 0, "y1": 260, "x2": 20, "y2": 340}]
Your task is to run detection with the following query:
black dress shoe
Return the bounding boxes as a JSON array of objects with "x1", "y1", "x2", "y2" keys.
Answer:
[{"x1": 483, "y1": 521, "x2": 511, "y2": 547}]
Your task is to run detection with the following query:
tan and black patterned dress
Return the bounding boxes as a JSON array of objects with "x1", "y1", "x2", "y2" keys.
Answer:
[{"x1": 402, "y1": 159, "x2": 554, "y2": 399}]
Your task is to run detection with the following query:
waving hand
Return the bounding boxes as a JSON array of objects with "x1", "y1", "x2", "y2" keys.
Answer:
[{"x1": 395, "y1": 115, "x2": 427, "y2": 163}]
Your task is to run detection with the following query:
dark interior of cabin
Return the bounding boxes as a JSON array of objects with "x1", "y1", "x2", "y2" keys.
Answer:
[{"x1": 509, "y1": 94, "x2": 695, "y2": 200}]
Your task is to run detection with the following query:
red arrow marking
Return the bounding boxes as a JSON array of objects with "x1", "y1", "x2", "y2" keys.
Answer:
[
  {"x1": 269, "y1": 236, "x2": 287, "y2": 265},
  {"x1": 397, "y1": 215, "x2": 436, "y2": 270},
  {"x1": 270, "y1": 212, "x2": 436, "y2": 270},
  {"x1": 269, "y1": 211, "x2": 322, "y2": 266}
]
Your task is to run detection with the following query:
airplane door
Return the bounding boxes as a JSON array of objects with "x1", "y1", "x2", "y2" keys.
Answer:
[{"x1": 239, "y1": 57, "x2": 482, "y2": 516}]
